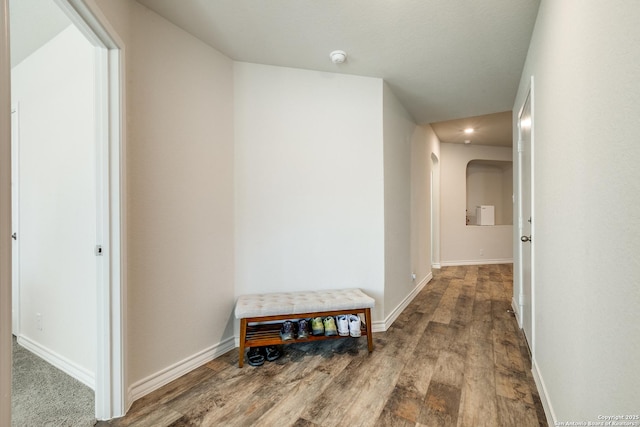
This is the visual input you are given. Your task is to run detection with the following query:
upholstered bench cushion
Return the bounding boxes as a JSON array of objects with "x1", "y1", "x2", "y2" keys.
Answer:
[{"x1": 234, "y1": 288, "x2": 375, "y2": 319}]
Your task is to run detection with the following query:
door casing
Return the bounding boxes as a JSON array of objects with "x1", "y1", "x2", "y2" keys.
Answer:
[
  {"x1": 516, "y1": 77, "x2": 535, "y2": 353},
  {"x1": 10, "y1": 107, "x2": 19, "y2": 336},
  {"x1": 54, "y1": 0, "x2": 127, "y2": 419}
]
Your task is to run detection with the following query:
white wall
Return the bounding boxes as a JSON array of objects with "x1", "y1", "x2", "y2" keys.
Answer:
[
  {"x1": 234, "y1": 62, "x2": 386, "y2": 320},
  {"x1": 514, "y1": 0, "x2": 640, "y2": 422},
  {"x1": 383, "y1": 83, "x2": 419, "y2": 320},
  {"x1": 11, "y1": 25, "x2": 97, "y2": 381},
  {"x1": 440, "y1": 143, "x2": 513, "y2": 265},
  {"x1": 501, "y1": 162, "x2": 513, "y2": 224},
  {"x1": 89, "y1": 0, "x2": 238, "y2": 403},
  {"x1": 125, "y1": 2, "x2": 236, "y2": 387}
]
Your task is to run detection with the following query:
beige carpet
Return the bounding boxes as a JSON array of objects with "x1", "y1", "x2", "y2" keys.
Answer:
[{"x1": 11, "y1": 337, "x2": 95, "y2": 426}]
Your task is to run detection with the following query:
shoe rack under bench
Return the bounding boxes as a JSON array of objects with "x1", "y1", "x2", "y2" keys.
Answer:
[{"x1": 238, "y1": 308, "x2": 373, "y2": 368}]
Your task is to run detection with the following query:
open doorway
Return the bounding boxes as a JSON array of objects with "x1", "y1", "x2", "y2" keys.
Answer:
[
  {"x1": 2, "y1": 0, "x2": 125, "y2": 423},
  {"x1": 11, "y1": 16, "x2": 98, "y2": 422}
]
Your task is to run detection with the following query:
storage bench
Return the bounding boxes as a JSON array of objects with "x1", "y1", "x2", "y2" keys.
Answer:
[{"x1": 234, "y1": 288, "x2": 375, "y2": 367}]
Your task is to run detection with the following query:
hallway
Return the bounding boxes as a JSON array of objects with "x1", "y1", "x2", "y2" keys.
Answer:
[{"x1": 100, "y1": 264, "x2": 545, "y2": 426}]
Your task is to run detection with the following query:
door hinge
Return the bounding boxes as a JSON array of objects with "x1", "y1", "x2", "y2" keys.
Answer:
[{"x1": 95, "y1": 245, "x2": 104, "y2": 256}]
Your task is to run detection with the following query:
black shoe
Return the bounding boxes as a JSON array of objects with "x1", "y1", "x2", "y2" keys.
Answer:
[
  {"x1": 264, "y1": 345, "x2": 281, "y2": 362},
  {"x1": 247, "y1": 347, "x2": 265, "y2": 366},
  {"x1": 297, "y1": 319, "x2": 310, "y2": 339},
  {"x1": 280, "y1": 320, "x2": 295, "y2": 340}
]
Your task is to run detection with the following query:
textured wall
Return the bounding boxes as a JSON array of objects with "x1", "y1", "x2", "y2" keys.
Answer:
[{"x1": 514, "y1": 0, "x2": 640, "y2": 422}]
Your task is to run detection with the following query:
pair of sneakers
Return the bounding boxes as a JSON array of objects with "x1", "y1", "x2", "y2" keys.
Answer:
[
  {"x1": 336, "y1": 314, "x2": 362, "y2": 337},
  {"x1": 280, "y1": 319, "x2": 311, "y2": 340},
  {"x1": 310, "y1": 316, "x2": 340, "y2": 336}
]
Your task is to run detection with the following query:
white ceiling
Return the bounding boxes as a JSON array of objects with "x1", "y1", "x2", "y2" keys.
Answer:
[
  {"x1": 431, "y1": 111, "x2": 513, "y2": 147},
  {"x1": 9, "y1": 0, "x2": 539, "y2": 147},
  {"x1": 136, "y1": 0, "x2": 540, "y2": 131},
  {"x1": 9, "y1": 0, "x2": 70, "y2": 67}
]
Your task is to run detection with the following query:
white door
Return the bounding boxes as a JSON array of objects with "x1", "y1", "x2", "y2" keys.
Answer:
[
  {"x1": 11, "y1": 108, "x2": 19, "y2": 336},
  {"x1": 519, "y1": 90, "x2": 533, "y2": 348}
]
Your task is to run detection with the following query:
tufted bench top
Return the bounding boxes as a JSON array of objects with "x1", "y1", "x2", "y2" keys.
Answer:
[{"x1": 234, "y1": 288, "x2": 375, "y2": 319}]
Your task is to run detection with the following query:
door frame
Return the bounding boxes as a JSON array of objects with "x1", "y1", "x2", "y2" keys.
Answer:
[
  {"x1": 516, "y1": 76, "x2": 535, "y2": 353},
  {"x1": 10, "y1": 106, "x2": 19, "y2": 336},
  {"x1": 54, "y1": 0, "x2": 127, "y2": 419},
  {"x1": 0, "y1": 0, "x2": 127, "y2": 422}
]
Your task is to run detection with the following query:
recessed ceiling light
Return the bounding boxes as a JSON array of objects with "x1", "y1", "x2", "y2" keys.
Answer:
[{"x1": 464, "y1": 128, "x2": 474, "y2": 134}]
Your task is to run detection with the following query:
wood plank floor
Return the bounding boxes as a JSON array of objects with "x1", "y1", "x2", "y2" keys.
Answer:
[{"x1": 98, "y1": 265, "x2": 547, "y2": 427}]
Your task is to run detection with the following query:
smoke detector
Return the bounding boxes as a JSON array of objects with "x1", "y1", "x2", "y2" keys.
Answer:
[{"x1": 330, "y1": 50, "x2": 347, "y2": 64}]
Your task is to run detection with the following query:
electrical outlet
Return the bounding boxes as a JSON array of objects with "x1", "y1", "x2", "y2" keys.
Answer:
[
  {"x1": 411, "y1": 273, "x2": 416, "y2": 280},
  {"x1": 36, "y1": 313, "x2": 43, "y2": 331},
  {"x1": 480, "y1": 248, "x2": 484, "y2": 256}
]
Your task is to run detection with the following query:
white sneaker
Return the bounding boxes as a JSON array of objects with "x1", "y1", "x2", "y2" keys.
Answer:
[
  {"x1": 336, "y1": 315, "x2": 350, "y2": 336},
  {"x1": 348, "y1": 314, "x2": 361, "y2": 337}
]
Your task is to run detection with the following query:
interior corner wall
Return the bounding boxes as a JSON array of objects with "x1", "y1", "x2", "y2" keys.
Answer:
[
  {"x1": 410, "y1": 125, "x2": 434, "y2": 286},
  {"x1": 428, "y1": 125, "x2": 441, "y2": 161},
  {"x1": 11, "y1": 25, "x2": 97, "y2": 380},
  {"x1": 234, "y1": 62, "x2": 386, "y2": 321},
  {"x1": 514, "y1": 0, "x2": 640, "y2": 422},
  {"x1": 440, "y1": 143, "x2": 513, "y2": 265},
  {"x1": 124, "y1": 2, "x2": 235, "y2": 386},
  {"x1": 382, "y1": 83, "x2": 419, "y2": 320},
  {"x1": 426, "y1": 126, "x2": 441, "y2": 268}
]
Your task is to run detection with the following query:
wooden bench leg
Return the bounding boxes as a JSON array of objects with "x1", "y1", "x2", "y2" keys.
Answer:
[
  {"x1": 364, "y1": 308, "x2": 374, "y2": 352},
  {"x1": 239, "y1": 318, "x2": 247, "y2": 368}
]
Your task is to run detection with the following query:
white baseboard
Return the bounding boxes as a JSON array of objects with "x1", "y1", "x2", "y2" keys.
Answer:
[
  {"x1": 17, "y1": 335, "x2": 95, "y2": 390},
  {"x1": 373, "y1": 272, "x2": 433, "y2": 332},
  {"x1": 511, "y1": 297, "x2": 522, "y2": 328},
  {"x1": 432, "y1": 263, "x2": 441, "y2": 269},
  {"x1": 127, "y1": 336, "x2": 235, "y2": 404},
  {"x1": 531, "y1": 358, "x2": 556, "y2": 426},
  {"x1": 440, "y1": 258, "x2": 513, "y2": 267},
  {"x1": 371, "y1": 321, "x2": 386, "y2": 333}
]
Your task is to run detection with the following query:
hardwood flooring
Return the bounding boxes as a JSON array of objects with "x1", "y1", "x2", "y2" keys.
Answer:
[{"x1": 98, "y1": 264, "x2": 547, "y2": 427}]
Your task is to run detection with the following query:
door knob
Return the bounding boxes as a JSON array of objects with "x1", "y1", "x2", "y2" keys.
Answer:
[
  {"x1": 11, "y1": 232, "x2": 16, "y2": 240},
  {"x1": 520, "y1": 235, "x2": 532, "y2": 243}
]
